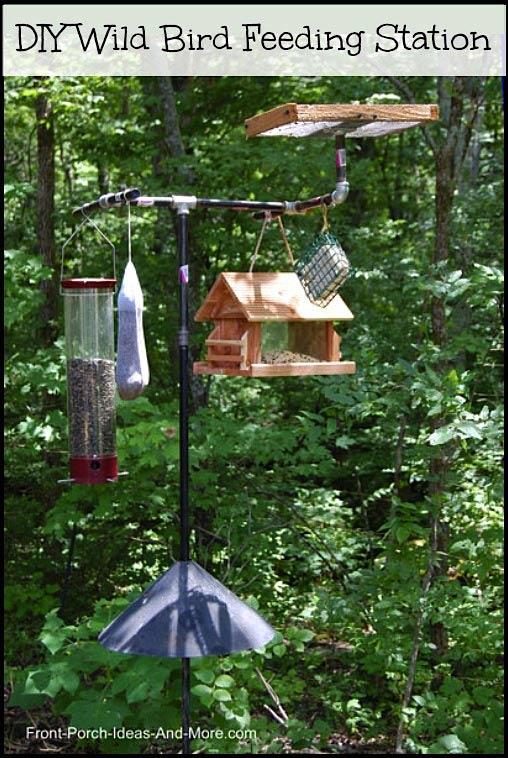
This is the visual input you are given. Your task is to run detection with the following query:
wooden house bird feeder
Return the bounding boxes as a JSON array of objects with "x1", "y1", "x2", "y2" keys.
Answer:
[{"x1": 193, "y1": 272, "x2": 355, "y2": 377}]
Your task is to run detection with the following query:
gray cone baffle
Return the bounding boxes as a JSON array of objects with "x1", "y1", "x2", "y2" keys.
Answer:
[{"x1": 99, "y1": 560, "x2": 275, "y2": 658}]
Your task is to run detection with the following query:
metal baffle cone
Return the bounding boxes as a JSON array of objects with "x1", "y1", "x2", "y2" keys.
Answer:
[{"x1": 98, "y1": 560, "x2": 275, "y2": 658}]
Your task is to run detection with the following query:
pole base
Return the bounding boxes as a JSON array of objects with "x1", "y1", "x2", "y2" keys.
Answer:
[{"x1": 98, "y1": 560, "x2": 275, "y2": 658}]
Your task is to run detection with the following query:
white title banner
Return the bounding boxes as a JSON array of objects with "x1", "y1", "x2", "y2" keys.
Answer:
[{"x1": 3, "y1": 4, "x2": 506, "y2": 76}]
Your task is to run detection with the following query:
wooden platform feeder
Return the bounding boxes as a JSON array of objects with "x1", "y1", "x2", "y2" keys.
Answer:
[
  {"x1": 193, "y1": 272, "x2": 356, "y2": 378},
  {"x1": 245, "y1": 103, "x2": 439, "y2": 139}
]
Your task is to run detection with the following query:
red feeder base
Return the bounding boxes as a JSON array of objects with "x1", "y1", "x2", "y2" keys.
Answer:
[{"x1": 70, "y1": 455, "x2": 118, "y2": 485}]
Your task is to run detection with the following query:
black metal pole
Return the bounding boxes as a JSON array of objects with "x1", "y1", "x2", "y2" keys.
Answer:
[
  {"x1": 178, "y1": 210, "x2": 190, "y2": 563},
  {"x1": 72, "y1": 187, "x2": 344, "y2": 218},
  {"x1": 182, "y1": 655, "x2": 191, "y2": 754},
  {"x1": 197, "y1": 197, "x2": 286, "y2": 213},
  {"x1": 177, "y1": 208, "x2": 191, "y2": 754},
  {"x1": 59, "y1": 521, "x2": 78, "y2": 618}
]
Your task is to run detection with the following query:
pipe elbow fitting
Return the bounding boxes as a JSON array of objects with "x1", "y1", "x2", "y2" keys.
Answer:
[{"x1": 331, "y1": 181, "x2": 349, "y2": 206}]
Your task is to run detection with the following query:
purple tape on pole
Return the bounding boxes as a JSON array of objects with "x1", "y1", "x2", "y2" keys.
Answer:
[
  {"x1": 179, "y1": 265, "x2": 189, "y2": 284},
  {"x1": 336, "y1": 149, "x2": 347, "y2": 167}
]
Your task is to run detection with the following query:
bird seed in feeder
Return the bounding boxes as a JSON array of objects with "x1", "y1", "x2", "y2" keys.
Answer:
[
  {"x1": 261, "y1": 350, "x2": 318, "y2": 365},
  {"x1": 67, "y1": 357, "x2": 116, "y2": 458}
]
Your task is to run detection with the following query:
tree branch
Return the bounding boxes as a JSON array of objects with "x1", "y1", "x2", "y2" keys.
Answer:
[
  {"x1": 395, "y1": 508, "x2": 441, "y2": 753},
  {"x1": 256, "y1": 667, "x2": 289, "y2": 725},
  {"x1": 394, "y1": 415, "x2": 407, "y2": 496}
]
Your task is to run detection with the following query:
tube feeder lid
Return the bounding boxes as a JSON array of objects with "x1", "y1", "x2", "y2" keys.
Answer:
[{"x1": 61, "y1": 278, "x2": 117, "y2": 290}]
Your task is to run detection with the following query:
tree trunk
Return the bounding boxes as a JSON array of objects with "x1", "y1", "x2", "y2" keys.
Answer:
[
  {"x1": 36, "y1": 86, "x2": 58, "y2": 346},
  {"x1": 59, "y1": 140, "x2": 74, "y2": 201},
  {"x1": 97, "y1": 162, "x2": 109, "y2": 195},
  {"x1": 428, "y1": 77, "x2": 484, "y2": 658},
  {"x1": 158, "y1": 76, "x2": 186, "y2": 161},
  {"x1": 392, "y1": 75, "x2": 485, "y2": 752}
]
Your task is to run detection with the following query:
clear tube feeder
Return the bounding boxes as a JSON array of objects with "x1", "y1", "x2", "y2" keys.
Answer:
[{"x1": 62, "y1": 277, "x2": 117, "y2": 484}]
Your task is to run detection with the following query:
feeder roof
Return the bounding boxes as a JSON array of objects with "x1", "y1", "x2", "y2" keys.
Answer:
[
  {"x1": 195, "y1": 272, "x2": 354, "y2": 322},
  {"x1": 245, "y1": 103, "x2": 439, "y2": 139}
]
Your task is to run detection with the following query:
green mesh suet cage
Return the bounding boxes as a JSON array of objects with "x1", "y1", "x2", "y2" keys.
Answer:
[{"x1": 294, "y1": 232, "x2": 351, "y2": 307}]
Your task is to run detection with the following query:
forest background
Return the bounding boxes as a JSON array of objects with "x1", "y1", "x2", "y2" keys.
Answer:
[{"x1": 4, "y1": 75, "x2": 504, "y2": 754}]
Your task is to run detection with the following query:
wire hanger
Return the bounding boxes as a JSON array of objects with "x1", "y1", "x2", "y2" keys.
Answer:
[{"x1": 60, "y1": 208, "x2": 116, "y2": 286}]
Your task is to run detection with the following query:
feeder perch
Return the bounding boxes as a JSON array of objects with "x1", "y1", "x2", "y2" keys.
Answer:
[
  {"x1": 193, "y1": 272, "x2": 356, "y2": 378},
  {"x1": 245, "y1": 102, "x2": 439, "y2": 139},
  {"x1": 62, "y1": 278, "x2": 118, "y2": 484}
]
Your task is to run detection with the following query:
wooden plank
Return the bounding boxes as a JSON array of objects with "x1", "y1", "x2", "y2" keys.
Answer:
[
  {"x1": 207, "y1": 352, "x2": 242, "y2": 363},
  {"x1": 297, "y1": 104, "x2": 438, "y2": 123},
  {"x1": 240, "y1": 331, "x2": 248, "y2": 370},
  {"x1": 206, "y1": 338, "x2": 243, "y2": 346},
  {"x1": 325, "y1": 324, "x2": 341, "y2": 362},
  {"x1": 245, "y1": 103, "x2": 438, "y2": 139},
  {"x1": 251, "y1": 361, "x2": 356, "y2": 377},
  {"x1": 193, "y1": 360, "x2": 356, "y2": 378},
  {"x1": 193, "y1": 361, "x2": 250, "y2": 377},
  {"x1": 244, "y1": 103, "x2": 299, "y2": 138},
  {"x1": 246, "y1": 323, "x2": 261, "y2": 364}
]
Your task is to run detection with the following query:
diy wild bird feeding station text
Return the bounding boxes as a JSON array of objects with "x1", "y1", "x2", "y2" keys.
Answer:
[{"x1": 15, "y1": 23, "x2": 492, "y2": 57}]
